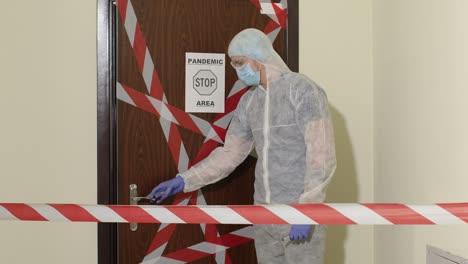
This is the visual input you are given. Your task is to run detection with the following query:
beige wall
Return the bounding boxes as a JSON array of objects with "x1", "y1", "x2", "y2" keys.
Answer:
[
  {"x1": 300, "y1": 1, "x2": 374, "y2": 264},
  {"x1": 0, "y1": 1, "x2": 97, "y2": 263},
  {"x1": 374, "y1": 0, "x2": 468, "y2": 263}
]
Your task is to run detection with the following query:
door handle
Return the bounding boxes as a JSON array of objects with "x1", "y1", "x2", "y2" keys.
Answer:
[
  {"x1": 129, "y1": 184, "x2": 158, "y2": 231},
  {"x1": 129, "y1": 184, "x2": 139, "y2": 231}
]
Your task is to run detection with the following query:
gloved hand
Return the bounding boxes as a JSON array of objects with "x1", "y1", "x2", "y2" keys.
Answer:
[
  {"x1": 147, "y1": 175, "x2": 185, "y2": 203},
  {"x1": 289, "y1": 224, "x2": 312, "y2": 241}
]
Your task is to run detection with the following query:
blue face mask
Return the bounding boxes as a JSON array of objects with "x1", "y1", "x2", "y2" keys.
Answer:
[{"x1": 235, "y1": 63, "x2": 260, "y2": 86}]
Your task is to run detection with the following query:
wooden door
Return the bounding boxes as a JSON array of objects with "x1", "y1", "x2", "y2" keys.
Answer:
[{"x1": 98, "y1": 0, "x2": 298, "y2": 263}]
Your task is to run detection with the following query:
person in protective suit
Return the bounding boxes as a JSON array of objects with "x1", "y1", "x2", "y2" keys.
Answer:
[{"x1": 148, "y1": 28, "x2": 337, "y2": 264}]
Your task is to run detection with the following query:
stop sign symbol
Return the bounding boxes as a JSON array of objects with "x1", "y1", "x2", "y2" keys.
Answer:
[{"x1": 193, "y1": 70, "x2": 217, "y2": 96}]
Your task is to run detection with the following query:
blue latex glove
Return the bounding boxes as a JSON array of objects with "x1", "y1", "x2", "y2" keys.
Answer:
[
  {"x1": 147, "y1": 176, "x2": 185, "y2": 203},
  {"x1": 289, "y1": 225, "x2": 312, "y2": 241}
]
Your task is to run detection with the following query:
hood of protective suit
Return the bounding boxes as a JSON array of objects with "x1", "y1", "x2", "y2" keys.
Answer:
[{"x1": 228, "y1": 28, "x2": 291, "y2": 83}]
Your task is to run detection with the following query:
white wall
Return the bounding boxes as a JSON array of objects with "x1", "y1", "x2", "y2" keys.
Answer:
[
  {"x1": 374, "y1": 0, "x2": 468, "y2": 263},
  {"x1": 300, "y1": 1, "x2": 375, "y2": 264},
  {"x1": 0, "y1": 1, "x2": 97, "y2": 263}
]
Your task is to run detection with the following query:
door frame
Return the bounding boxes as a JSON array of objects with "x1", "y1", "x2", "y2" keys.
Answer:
[{"x1": 96, "y1": 0, "x2": 299, "y2": 263}]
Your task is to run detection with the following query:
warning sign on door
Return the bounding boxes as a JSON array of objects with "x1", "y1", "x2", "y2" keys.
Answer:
[{"x1": 185, "y1": 53, "x2": 225, "y2": 113}]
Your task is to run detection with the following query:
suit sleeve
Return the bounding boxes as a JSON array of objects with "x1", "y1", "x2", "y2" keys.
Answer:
[
  {"x1": 294, "y1": 82, "x2": 337, "y2": 203},
  {"x1": 180, "y1": 94, "x2": 255, "y2": 192}
]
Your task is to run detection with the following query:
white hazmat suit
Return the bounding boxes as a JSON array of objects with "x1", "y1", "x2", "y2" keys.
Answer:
[{"x1": 179, "y1": 28, "x2": 337, "y2": 264}]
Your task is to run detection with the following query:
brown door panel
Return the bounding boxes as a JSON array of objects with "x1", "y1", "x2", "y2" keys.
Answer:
[{"x1": 98, "y1": 0, "x2": 297, "y2": 263}]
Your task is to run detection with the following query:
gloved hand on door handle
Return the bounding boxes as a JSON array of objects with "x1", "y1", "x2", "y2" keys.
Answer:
[{"x1": 147, "y1": 175, "x2": 185, "y2": 203}]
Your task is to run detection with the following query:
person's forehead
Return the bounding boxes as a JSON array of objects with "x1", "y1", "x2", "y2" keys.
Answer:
[{"x1": 230, "y1": 55, "x2": 248, "y2": 61}]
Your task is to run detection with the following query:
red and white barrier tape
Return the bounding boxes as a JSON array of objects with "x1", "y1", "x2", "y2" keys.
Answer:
[
  {"x1": 118, "y1": 0, "x2": 191, "y2": 174},
  {"x1": 117, "y1": 83, "x2": 226, "y2": 144},
  {"x1": 251, "y1": 0, "x2": 288, "y2": 29},
  {"x1": 141, "y1": 226, "x2": 254, "y2": 264},
  {"x1": 1, "y1": 203, "x2": 467, "y2": 225}
]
